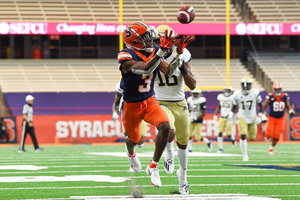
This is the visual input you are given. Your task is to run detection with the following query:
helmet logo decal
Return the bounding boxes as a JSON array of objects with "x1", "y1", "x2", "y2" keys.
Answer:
[{"x1": 125, "y1": 28, "x2": 132, "y2": 38}]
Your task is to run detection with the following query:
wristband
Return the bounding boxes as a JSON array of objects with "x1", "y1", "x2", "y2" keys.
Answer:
[
  {"x1": 179, "y1": 63, "x2": 188, "y2": 74},
  {"x1": 157, "y1": 49, "x2": 166, "y2": 57}
]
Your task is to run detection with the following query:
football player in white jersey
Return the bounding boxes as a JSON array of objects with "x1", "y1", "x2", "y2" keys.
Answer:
[
  {"x1": 228, "y1": 77, "x2": 267, "y2": 161},
  {"x1": 153, "y1": 25, "x2": 195, "y2": 195},
  {"x1": 187, "y1": 89, "x2": 212, "y2": 152},
  {"x1": 112, "y1": 80, "x2": 147, "y2": 148},
  {"x1": 214, "y1": 86, "x2": 236, "y2": 153}
]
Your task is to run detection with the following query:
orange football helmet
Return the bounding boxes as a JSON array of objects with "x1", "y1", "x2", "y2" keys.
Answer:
[
  {"x1": 272, "y1": 82, "x2": 283, "y2": 90},
  {"x1": 273, "y1": 82, "x2": 283, "y2": 96},
  {"x1": 123, "y1": 21, "x2": 154, "y2": 52}
]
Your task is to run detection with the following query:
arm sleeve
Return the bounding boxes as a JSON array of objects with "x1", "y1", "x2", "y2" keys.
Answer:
[
  {"x1": 118, "y1": 51, "x2": 133, "y2": 64},
  {"x1": 232, "y1": 94, "x2": 238, "y2": 106},
  {"x1": 22, "y1": 105, "x2": 28, "y2": 114},
  {"x1": 257, "y1": 93, "x2": 262, "y2": 103},
  {"x1": 200, "y1": 102, "x2": 206, "y2": 110}
]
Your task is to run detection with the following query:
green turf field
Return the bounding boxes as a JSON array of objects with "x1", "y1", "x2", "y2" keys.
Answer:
[{"x1": 0, "y1": 142, "x2": 299, "y2": 200}]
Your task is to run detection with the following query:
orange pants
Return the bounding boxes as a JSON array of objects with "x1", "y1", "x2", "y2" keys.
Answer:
[
  {"x1": 265, "y1": 116, "x2": 285, "y2": 140},
  {"x1": 123, "y1": 96, "x2": 169, "y2": 143}
]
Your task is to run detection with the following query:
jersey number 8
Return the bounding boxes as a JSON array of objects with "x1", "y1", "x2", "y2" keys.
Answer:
[{"x1": 273, "y1": 101, "x2": 285, "y2": 112}]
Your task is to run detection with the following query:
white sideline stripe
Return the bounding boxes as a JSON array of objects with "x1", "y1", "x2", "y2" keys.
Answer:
[
  {"x1": 1, "y1": 183, "x2": 299, "y2": 190},
  {"x1": 15, "y1": 194, "x2": 282, "y2": 200},
  {"x1": 132, "y1": 175, "x2": 300, "y2": 178},
  {"x1": 86, "y1": 152, "x2": 241, "y2": 157},
  {"x1": 0, "y1": 168, "x2": 273, "y2": 174},
  {"x1": 2, "y1": 159, "x2": 300, "y2": 163},
  {"x1": 0, "y1": 164, "x2": 224, "y2": 168}
]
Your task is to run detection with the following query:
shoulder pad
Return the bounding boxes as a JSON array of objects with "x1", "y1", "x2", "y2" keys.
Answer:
[
  {"x1": 217, "y1": 94, "x2": 223, "y2": 101},
  {"x1": 200, "y1": 97, "x2": 206, "y2": 103}
]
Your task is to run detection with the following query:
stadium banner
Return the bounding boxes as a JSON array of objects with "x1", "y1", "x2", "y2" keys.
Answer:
[
  {"x1": 15, "y1": 114, "x2": 277, "y2": 144},
  {"x1": 1, "y1": 22, "x2": 300, "y2": 35},
  {"x1": 0, "y1": 117, "x2": 17, "y2": 143},
  {"x1": 289, "y1": 115, "x2": 300, "y2": 140}
]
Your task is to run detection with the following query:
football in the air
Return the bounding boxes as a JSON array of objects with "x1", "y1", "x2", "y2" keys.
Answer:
[{"x1": 177, "y1": 6, "x2": 195, "y2": 24}]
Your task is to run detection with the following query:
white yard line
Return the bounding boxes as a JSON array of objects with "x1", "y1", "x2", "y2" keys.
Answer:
[
  {"x1": 15, "y1": 194, "x2": 283, "y2": 200},
  {"x1": 0, "y1": 168, "x2": 274, "y2": 174},
  {"x1": 16, "y1": 194, "x2": 282, "y2": 200},
  {"x1": 1, "y1": 183, "x2": 299, "y2": 190}
]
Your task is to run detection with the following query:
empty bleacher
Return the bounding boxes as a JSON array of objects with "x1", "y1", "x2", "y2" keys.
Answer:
[
  {"x1": 0, "y1": 0, "x2": 242, "y2": 23},
  {"x1": 249, "y1": 52, "x2": 300, "y2": 91},
  {"x1": 246, "y1": 0, "x2": 300, "y2": 22},
  {"x1": 0, "y1": 59, "x2": 262, "y2": 93}
]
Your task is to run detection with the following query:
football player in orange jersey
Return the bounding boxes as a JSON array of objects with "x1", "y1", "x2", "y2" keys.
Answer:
[
  {"x1": 118, "y1": 21, "x2": 193, "y2": 188},
  {"x1": 263, "y1": 83, "x2": 295, "y2": 154}
]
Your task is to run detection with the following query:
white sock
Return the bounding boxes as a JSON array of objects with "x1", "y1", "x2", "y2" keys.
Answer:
[
  {"x1": 240, "y1": 139, "x2": 247, "y2": 156},
  {"x1": 217, "y1": 136, "x2": 223, "y2": 150},
  {"x1": 269, "y1": 145, "x2": 274, "y2": 150},
  {"x1": 203, "y1": 137, "x2": 210, "y2": 144},
  {"x1": 231, "y1": 135, "x2": 236, "y2": 141},
  {"x1": 177, "y1": 148, "x2": 188, "y2": 171},
  {"x1": 188, "y1": 139, "x2": 193, "y2": 151},
  {"x1": 166, "y1": 141, "x2": 174, "y2": 152}
]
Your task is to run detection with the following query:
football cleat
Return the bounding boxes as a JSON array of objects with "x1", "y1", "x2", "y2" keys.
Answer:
[
  {"x1": 35, "y1": 148, "x2": 43, "y2": 152},
  {"x1": 128, "y1": 166, "x2": 135, "y2": 172},
  {"x1": 268, "y1": 149, "x2": 274, "y2": 155},
  {"x1": 18, "y1": 149, "x2": 25, "y2": 153},
  {"x1": 146, "y1": 164, "x2": 161, "y2": 188},
  {"x1": 164, "y1": 149, "x2": 175, "y2": 174},
  {"x1": 176, "y1": 169, "x2": 189, "y2": 194},
  {"x1": 242, "y1": 155, "x2": 249, "y2": 162},
  {"x1": 217, "y1": 149, "x2": 223, "y2": 153},
  {"x1": 127, "y1": 152, "x2": 142, "y2": 173},
  {"x1": 208, "y1": 141, "x2": 213, "y2": 152}
]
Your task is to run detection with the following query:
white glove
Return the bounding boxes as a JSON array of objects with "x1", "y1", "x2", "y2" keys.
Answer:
[
  {"x1": 255, "y1": 117, "x2": 262, "y2": 124},
  {"x1": 227, "y1": 111, "x2": 234, "y2": 122},
  {"x1": 189, "y1": 116, "x2": 197, "y2": 122},
  {"x1": 112, "y1": 112, "x2": 119, "y2": 122},
  {"x1": 213, "y1": 115, "x2": 218, "y2": 121},
  {"x1": 289, "y1": 109, "x2": 295, "y2": 115},
  {"x1": 259, "y1": 112, "x2": 268, "y2": 123}
]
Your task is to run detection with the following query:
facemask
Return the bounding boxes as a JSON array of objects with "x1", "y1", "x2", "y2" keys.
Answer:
[
  {"x1": 242, "y1": 90, "x2": 250, "y2": 95},
  {"x1": 224, "y1": 92, "x2": 230, "y2": 97},
  {"x1": 145, "y1": 48, "x2": 153, "y2": 53}
]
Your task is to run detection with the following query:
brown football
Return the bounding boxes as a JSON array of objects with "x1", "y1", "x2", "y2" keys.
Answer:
[{"x1": 177, "y1": 6, "x2": 195, "y2": 24}]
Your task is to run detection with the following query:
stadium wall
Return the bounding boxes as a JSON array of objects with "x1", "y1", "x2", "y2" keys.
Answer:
[{"x1": 1, "y1": 91, "x2": 294, "y2": 144}]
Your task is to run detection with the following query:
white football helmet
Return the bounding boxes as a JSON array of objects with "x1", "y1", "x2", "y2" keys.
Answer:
[
  {"x1": 191, "y1": 89, "x2": 202, "y2": 98},
  {"x1": 154, "y1": 25, "x2": 176, "y2": 55},
  {"x1": 241, "y1": 77, "x2": 252, "y2": 95},
  {"x1": 223, "y1": 86, "x2": 233, "y2": 97}
]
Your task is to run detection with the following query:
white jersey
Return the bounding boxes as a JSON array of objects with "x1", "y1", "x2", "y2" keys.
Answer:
[
  {"x1": 217, "y1": 94, "x2": 233, "y2": 118},
  {"x1": 154, "y1": 48, "x2": 191, "y2": 101},
  {"x1": 232, "y1": 89, "x2": 262, "y2": 124},
  {"x1": 187, "y1": 96, "x2": 206, "y2": 122},
  {"x1": 115, "y1": 81, "x2": 124, "y2": 112}
]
